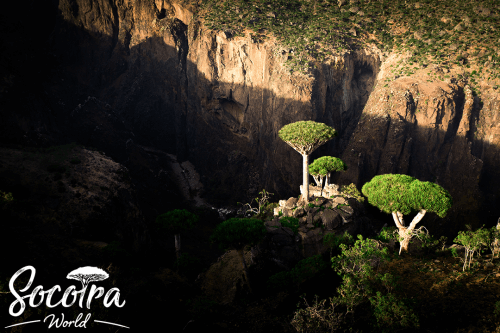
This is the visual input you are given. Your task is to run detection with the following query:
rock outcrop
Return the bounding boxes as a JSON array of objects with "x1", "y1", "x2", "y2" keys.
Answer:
[
  {"x1": 256, "y1": 191, "x2": 372, "y2": 266},
  {"x1": 0, "y1": 145, "x2": 149, "y2": 250},
  {"x1": 1, "y1": 0, "x2": 499, "y2": 228}
]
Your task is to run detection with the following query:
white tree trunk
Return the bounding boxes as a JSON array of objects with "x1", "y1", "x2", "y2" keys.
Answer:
[
  {"x1": 325, "y1": 173, "x2": 330, "y2": 187},
  {"x1": 303, "y1": 154, "x2": 309, "y2": 202},
  {"x1": 392, "y1": 210, "x2": 427, "y2": 254}
]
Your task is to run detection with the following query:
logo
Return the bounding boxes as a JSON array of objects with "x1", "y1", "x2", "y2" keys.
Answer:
[{"x1": 5, "y1": 265, "x2": 129, "y2": 329}]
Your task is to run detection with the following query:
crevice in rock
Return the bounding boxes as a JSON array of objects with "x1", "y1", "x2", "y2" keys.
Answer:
[{"x1": 157, "y1": 8, "x2": 167, "y2": 20}]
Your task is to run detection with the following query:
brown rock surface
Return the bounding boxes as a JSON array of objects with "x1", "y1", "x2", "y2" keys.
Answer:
[{"x1": 1, "y1": 0, "x2": 499, "y2": 227}]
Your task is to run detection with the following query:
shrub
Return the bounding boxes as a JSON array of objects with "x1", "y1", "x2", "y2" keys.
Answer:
[
  {"x1": 324, "y1": 231, "x2": 355, "y2": 256},
  {"x1": 267, "y1": 255, "x2": 328, "y2": 292},
  {"x1": 340, "y1": 183, "x2": 364, "y2": 202},
  {"x1": 454, "y1": 225, "x2": 491, "y2": 271},
  {"x1": 102, "y1": 241, "x2": 131, "y2": 264},
  {"x1": 369, "y1": 292, "x2": 420, "y2": 332},
  {"x1": 174, "y1": 253, "x2": 202, "y2": 276},
  {"x1": 376, "y1": 226, "x2": 398, "y2": 243},
  {"x1": 279, "y1": 216, "x2": 299, "y2": 234}
]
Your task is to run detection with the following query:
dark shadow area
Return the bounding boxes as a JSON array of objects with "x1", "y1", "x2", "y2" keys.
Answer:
[{"x1": 0, "y1": 1, "x2": 500, "y2": 332}]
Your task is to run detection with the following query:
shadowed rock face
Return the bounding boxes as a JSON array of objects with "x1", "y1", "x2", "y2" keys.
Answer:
[{"x1": 1, "y1": 0, "x2": 500, "y2": 229}]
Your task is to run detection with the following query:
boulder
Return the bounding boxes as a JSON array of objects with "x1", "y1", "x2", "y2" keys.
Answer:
[
  {"x1": 323, "y1": 184, "x2": 340, "y2": 197},
  {"x1": 293, "y1": 207, "x2": 306, "y2": 218},
  {"x1": 299, "y1": 228, "x2": 326, "y2": 257},
  {"x1": 330, "y1": 196, "x2": 348, "y2": 207},
  {"x1": 321, "y1": 209, "x2": 342, "y2": 230},
  {"x1": 285, "y1": 197, "x2": 298, "y2": 209}
]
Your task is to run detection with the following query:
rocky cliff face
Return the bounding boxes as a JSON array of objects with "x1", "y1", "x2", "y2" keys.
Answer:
[{"x1": 1, "y1": 0, "x2": 499, "y2": 228}]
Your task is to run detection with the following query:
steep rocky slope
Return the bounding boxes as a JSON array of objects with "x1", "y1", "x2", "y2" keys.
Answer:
[{"x1": 1, "y1": 0, "x2": 499, "y2": 229}]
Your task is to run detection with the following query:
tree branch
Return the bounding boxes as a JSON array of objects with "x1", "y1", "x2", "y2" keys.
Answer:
[
  {"x1": 408, "y1": 209, "x2": 427, "y2": 231},
  {"x1": 392, "y1": 211, "x2": 404, "y2": 230}
]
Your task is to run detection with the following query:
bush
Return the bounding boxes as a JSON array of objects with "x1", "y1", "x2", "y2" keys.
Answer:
[
  {"x1": 340, "y1": 183, "x2": 365, "y2": 203},
  {"x1": 174, "y1": 253, "x2": 202, "y2": 276},
  {"x1": 102, "y1": 241, "x2": 131, "y2": 264},
  {"x1": 369, "y1": 292, "x2": 420, "y2": 332},
  {"x1": 454, "y1": 225, "x2": 491, "y2": 270},
  {"x1": 280, "y1": 216, "x2": 299, "y2": 234},
  {"x1": 324, "y1": 231, "x2": 355, "y2": 256},
  {"x1": 0, "y1": 190, "x2": 13, "y2": 207},
  {"x1": 291, "y1": 295, "x2": 344, "y2": 333},
  {"x1": 375, "y1": 226, "x2": 398, "y2": 243},
  {"x1": 267, "y1": 255, "x2": 328, "y2": 292}
]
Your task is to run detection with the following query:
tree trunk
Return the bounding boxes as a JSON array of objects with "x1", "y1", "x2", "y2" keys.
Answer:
[
  {"x1": 237, "y1": 248, "x2": 253, "y2": 293},
  {"x1": 175, "y1": 233, "x2": 181, "y2": 260},
  {"x1": 392, "y1": 210, "x2": 427, "y2": 254},
  {"x1": 302, "y1": 154, "x2": 309, "y2": 202}
]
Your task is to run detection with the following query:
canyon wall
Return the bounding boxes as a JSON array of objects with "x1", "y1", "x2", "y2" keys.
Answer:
[{"x1": 1, "y1": 0, "x2": 500, "y2": 228}]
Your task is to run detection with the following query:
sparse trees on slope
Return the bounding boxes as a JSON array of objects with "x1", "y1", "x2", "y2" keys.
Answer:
[
  {"x1": 210, "y1": 218, "x2": 267, "y2": 293},
  {"x1": 361, "y1": 174, "x2": 452, "y2": 254},
  {"x1": 278, "y1": 121, "x2": 337, "y2": 202},
  {"x1": 156, "y1": 209, "x2": 199, "y2": 260},
  {"x1": 308, "y1": 156, "x2": 346, "y2": 188}
]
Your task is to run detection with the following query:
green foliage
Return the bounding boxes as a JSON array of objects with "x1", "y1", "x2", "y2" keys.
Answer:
[
  {"x1": 376, "y1": 226, "x2": 399, "y2": 243},
  {"x1": 155, "y1": 209, "x2": 199, "y2": 235},
  {"x1": 174, "y1": 253, "x2": 202, "y2": 275},
  {"x1": 210, "y1": 217, "x2": 266, "y2": 251},
  {"x1": 291, "y1": 295, "x2": 344, "y2": 333},
  {"x1": 278, "y1": 121, "x2": 337, "y2": 154},
  {"x1": 331, "y1": 235, "x2": 391, "y2": 311},
  {"x1": 324, "y1": 231, "x2": 355, "y2": 255},
  {"x1": 418, "y1": 233, "x2": 448, "y2": 253},
  {"x1": 362, "y1": 174, "x2": 452, "y2": 217},
  {"x1": 308, "y1": 156, "x2": 346, "y2": 176},
  {"x1": 340, "y1": 183, "x2": 364, "y2": 203},
  {"x1": 494, "y1": 300, "x2": 500, "y2": 318},
  {"x1": 329, "y1": 235, "x2": 419, "y2": 331},
  {"x1": 454, "y1": 225, "x2": 493, "y2": 271},
  {"x1": 102, "y1": 241, "x2": 131, "y2": 264},
  {"x1": 279, "y1": 216, "x2": 299, "y2": 234},
  {"x1": 369, "y1": 292, "x2": 420, "y2": 332},
  {"x1": 0, "y1": 190, "x2": 14, "y2": 207},
  {"x1": 267, "y1": 255, "x2": 328, "y2": 292},
  {"x1": 238, "y1": 189, "x2": 273, "y2": 216}
]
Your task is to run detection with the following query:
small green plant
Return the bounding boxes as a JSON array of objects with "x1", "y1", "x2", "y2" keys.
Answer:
[
  {"x1": 174, "y1": 253, "x2": 202, "y2": 276},
  {"x1": 279, "y1": 216, "x2": 300, "y2": 234},
  {"x1": 238, "y1": 189, "x2": 273, "y2": 216},
  {"x1": 324, "y1": 231, "x2": 355, "y2": 257},
  {"x1": 369, "y1": 292, "x2": 420, "y2": 331},
  {"x1": 267, "y1": 255, "x2": 328, "y2": 292},
  {"x1": 102, "y1": 241, "x2": 131, "y2": 264},
  {"x1": 376, "y1": 226, "x2": 399, "y2": 243},
  {"x1": 0, "y1": 190, "x2": 14, "y2": 206},
  {"x1": 454, "y1": 225, "x2": 491, "y2": 271},
  {"x1": 340, "y1": 183, "x2": 365, "y2": 203}
]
